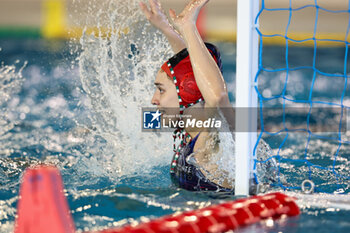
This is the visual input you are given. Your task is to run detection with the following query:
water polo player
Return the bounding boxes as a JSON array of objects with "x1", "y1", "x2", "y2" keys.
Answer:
[{"x1": 140, "y1": 0, "x2": 234, "y2": 191}]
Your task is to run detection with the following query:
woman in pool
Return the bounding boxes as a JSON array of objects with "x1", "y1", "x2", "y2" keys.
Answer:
[{"x1": 140, "y1": 0, "x2": 234, "y2": 192}]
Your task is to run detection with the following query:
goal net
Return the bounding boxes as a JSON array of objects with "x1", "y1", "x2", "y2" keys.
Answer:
[{"x1": 236, "y1": 0, "x2": 350, "y2": 195}]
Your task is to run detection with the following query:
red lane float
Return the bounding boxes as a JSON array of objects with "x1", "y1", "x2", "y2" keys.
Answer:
[
  {"x1": 91, "y1": 192, "x2": 300, "y2": 233},
  {"x1": 14, "y1": 166, "x2": 300, "y2": 233}
]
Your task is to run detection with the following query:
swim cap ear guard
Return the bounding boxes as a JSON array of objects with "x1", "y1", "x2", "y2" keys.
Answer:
[{"x1": 161, "y1": 42, "x2": 223, "y2": 114}]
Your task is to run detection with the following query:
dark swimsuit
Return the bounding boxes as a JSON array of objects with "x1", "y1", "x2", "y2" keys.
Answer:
[{"x1": 170, "y1": 134, "x2": 233, "y2": 192}]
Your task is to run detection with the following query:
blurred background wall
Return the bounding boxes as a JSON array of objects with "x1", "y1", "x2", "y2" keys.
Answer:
[{"x1": 0, "y1": 0, "x2": 348, "y2": 41}]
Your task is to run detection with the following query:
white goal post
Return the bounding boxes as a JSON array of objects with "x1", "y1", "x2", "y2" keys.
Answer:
[{"x1": 235, "y1": 0, "x2": 259, "y2": 196}]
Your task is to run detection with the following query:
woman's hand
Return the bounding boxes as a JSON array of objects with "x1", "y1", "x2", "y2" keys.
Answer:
[
  {"x1": 169, "y1": 0, "x2": 209, "y2": 34},
  {"x1": 139, "y1": 0, "x2": 172, "y2": 33},
  {"x1": 139, "y1": 0, "x2": 186, "y2": 53},
  {"x1": 167, "y1": 0, "x2": 229, "y2": 108}
]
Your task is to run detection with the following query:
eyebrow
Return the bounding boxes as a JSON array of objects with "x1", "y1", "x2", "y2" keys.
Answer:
[{"x1": 154, "y1": 82, "x2": 164, "y2": 86}]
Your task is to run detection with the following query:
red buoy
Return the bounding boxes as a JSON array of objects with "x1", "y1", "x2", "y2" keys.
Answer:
[{"x1": 14, "y1": 166, "x2": 75, "y2": 233}]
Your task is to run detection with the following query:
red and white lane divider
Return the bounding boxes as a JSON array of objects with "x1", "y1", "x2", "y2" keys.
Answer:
[
  {"x1": 14, "y1": 166, "x2": 300, "y2": 233},
  {"x1": 93, "y1": 192, "x2": 300, "y2": 233}
]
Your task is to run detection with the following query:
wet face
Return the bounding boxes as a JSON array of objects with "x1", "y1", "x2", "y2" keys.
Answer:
[{"x1": 151, "y1": 69, "x2": 180, "y2": 119}]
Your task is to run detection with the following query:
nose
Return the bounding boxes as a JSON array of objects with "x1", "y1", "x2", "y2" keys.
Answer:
[{"x1": 151, "y1": 91, "x2": 160, "y2": 105}]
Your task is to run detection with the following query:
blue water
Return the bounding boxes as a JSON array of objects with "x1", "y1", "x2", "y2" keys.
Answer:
[{"x1": 1, "y1": 38, "x2": 350, "y2": 233}]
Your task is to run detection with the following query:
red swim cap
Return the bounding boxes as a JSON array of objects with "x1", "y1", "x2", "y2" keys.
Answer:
[{"x1": 161, "y1": 43, "x2": 222, "y2": 114}]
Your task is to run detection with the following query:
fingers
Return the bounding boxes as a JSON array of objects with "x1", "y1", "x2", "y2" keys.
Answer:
[
  {"x1": 192, "y1": 0, "x2": 209, "y2": 7},
  {"x1": 139, "y1": 2, "x2": 152, "y2": 19},
  {"x1": 176, "y1": 0, "x2": 209, "y2": 20},
  {"x1": 202, "y1": 0, "x2": 210, "y2": 7},
  {"x1": 169, "y1": 8, "x2": 177, "y2": 21},
  {"x1": 185, "y1": 0, "x2": 209, "y2": 12},
  {"x1": 149, "y1": 0, "x2": 160, "y2": 13}
]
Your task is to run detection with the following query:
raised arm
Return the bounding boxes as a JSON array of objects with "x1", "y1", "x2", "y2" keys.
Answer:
[
  {"x1": 139, "y1": 0, "x2": 186, "y2": 53},
  {"x1": 169, "y1": 0, "x2": 229, "y2": 107}
]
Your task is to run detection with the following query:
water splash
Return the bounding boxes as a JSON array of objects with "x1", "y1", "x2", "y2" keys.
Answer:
[
  {"x1": 0, "y1": 59, "x2": 25, "y2": 137},
  {"x1": 0, "y1": 52, "x2": 26, "y2": 233},
  {"x1": 77, "y1": 0, "x2": 174, "y2": 178}
]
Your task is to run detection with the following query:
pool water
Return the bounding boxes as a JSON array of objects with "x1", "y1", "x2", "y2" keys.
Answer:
[
  {"x1": 0, "y1": 37, "x2": 350, "y2": 232},
  {"x1": 1, "y1": 37, "x2": 350, "y2": 233}
]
